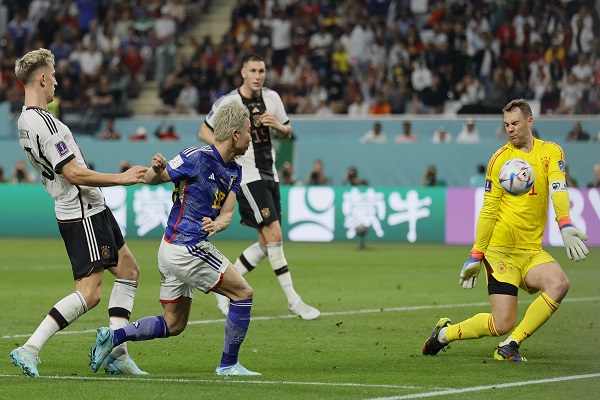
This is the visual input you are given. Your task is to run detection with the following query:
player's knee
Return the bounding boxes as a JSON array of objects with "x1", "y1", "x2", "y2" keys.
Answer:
[
  {"x1": 167, "y1": 322, "x2": 186, "y2": 336},
  {"x1": 229, "y1": 284, "x2": 253, "y2": 301},
  {"x1": 115, "y1": 255, "x2": 140, "y2": 281},
  {"x1": 550, "y1": 274, "x2": 570, "y2": 301},
  {"x1": 81, "y1": 290, "x2": 102, "y2": 309}
]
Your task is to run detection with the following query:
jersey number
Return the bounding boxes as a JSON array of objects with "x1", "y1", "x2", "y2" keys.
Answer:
[
  {"x1": 24, "y1": 146, "x2": 55, "y2": 181},
  {"x1": 251, "y1": 127, "x2": 270, "y2": 144},
  {"x1": 212, "y1": 190, "x2": 226, "y2": 209}
]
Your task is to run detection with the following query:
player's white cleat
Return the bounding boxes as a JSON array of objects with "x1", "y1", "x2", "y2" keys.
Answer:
[
  {"x1": 104, "y1": 354, "x2": 149, "y2": 375},
  {"x1": 215, "y1": 362, "x2": 261, "y2": 376},
  {"x1": 288, "y1": 299, "x2": 320, "y2": 320},
  {"x1": 9, "y1": 346, "x2": 40, "y2": 378},
  {"x1": 213, "y1": 292, "x2": 230, "y2": 316}
]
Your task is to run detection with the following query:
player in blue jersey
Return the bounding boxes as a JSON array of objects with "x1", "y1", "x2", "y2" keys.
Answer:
[
  {"x1": 89, "y1": 101, "x2": 261, "y2": 376},
  {"x1": 199, "y1": 54, "x2": 320, "y2": 320}
]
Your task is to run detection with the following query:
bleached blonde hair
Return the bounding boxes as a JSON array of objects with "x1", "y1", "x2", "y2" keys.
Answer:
[
  {"x1": 213, "y1": 101, "x2": 249, "y2": 142},
  {"x1": 15, "y1": 48, "x2": 55, "y2": 86}
]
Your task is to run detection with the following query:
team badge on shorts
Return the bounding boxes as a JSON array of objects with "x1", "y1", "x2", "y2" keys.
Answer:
[
  {"x1": 496, "y1": 263, "x2": 507, "y2": 274},
  {"x1": 261, "y1": 208, "x2": 271, "y2": 219},
  {"x1": 101, "y1": 246, "x2": 111, "y2": 260}
]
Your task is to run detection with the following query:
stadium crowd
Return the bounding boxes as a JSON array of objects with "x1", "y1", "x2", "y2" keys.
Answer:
[{"x1": 0, "y1": 0, "x2": 599, "y2": 118}]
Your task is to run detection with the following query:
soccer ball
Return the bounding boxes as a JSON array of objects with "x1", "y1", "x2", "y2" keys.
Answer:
[{"x1": 499, "y1": 158, "x2": 534, "y2": 196}]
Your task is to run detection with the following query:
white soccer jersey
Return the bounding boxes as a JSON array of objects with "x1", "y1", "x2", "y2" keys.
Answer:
[
  {"x1": 204, "y1": 87, "x2": 290, "y2": 185},
  {"x1": 18, "y1": 106, "x2": 105, "y2": 220}
]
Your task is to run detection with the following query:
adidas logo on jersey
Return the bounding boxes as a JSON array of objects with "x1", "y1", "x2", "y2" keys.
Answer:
[{"x1": 209, "y1": 173, "x2": 215, "y2": 180}]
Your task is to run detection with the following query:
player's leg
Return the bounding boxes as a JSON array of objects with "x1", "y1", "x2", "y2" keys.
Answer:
[
  {"x1": 502, "y1": 261, "x2": 568, "y2": 349},
  {"x1": 240, "y1": 180, "x2": 319, "y2": 319},
  {"x1": 10, "y1": 271, "x2": 99, "y2": 378},
  {"x1": 213, "y1": 264, "x2": 259, "y2": 376},
  {"x1": 91, "y1": 239, "x2": 197, "y2": 372},
  {"x1": 10, "y1": 213, "x2": 114, "y2": 378}
]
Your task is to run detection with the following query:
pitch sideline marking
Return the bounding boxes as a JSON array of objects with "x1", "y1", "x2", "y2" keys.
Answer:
[
  {"x1": 364, "y1": 373, "x2": 600, "y2": 400},
  {"x1": 1, "y1": 296, "x2": 599, "y2": 340},
  {"x1": 0, "y1": 374, "x2": 428, "y2": 390}
]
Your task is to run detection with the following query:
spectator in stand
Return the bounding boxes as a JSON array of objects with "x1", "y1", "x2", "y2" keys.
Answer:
[
  {"x1": 11, "y1": 160, "x2": 36, "y2": 184},
  {"x1": 587, "y1": 164, "x2": 600, "y2": 188},
  {"x1": 155, "y1": 124, "x2": 180, "y2": 141},
  {"x1": 395, "y1": 121, "x2": 419, "y2": 143},
  {"x1": 347, "y1": 92, "x2": 370, "y2": 117},
  {"x1": 89, "y1": 74, "x2": 118, "y2": 117},
  {"x1": 174, "y1": 75, "x2": 199, "y2": 115},
  {"x1": 564, "y1": 164, "x2": 578, "y2": 188},
  {"x1": 469, "y1": 164, "x2": 486, "y2": 188},
  {"x1": 0, "y1": 165, "x2": 6, "y2": 183},
  {"x1": 156, "y1": 73, "x2": 181, "y2": 115},
  {"x1": 279, "y1": 162, "x2": 297, "y2": 186},
  {"x1": 129, "y1": 127, "x2": 148, "y2": 141},
  {"x1": 421, "y1": 165, "x2": 446, "y2": 187},
  {"x1": 343, "y1": 166, "x2": 367, "y2": 186},
  {"x1": 369, "y1": 90, "x2": 391, "y2": 115},
  {"x1": 456, "y1": 118, "x2": 481, "y2": 144},
  {"x1": 566, "y1": 121, "x2": 590, "y2": 142},
  {"x1": 359, "y1": 122, "x2": 388, "y2": 144},
  {"x1": 306, "y1": 159, "x2": 331, "y2": 186},
  {"x1": 98, "y1": 118, "x2": 121, "y2": 140},
  {"x1": 555, "y1": 73, "x2": 582, "y2": 115},
  {"x1": 432, "y1": 126, "x2": 452, "y2": 144},
  {"x1": 418, "y1": 74, "x2": 446, "y2": 114}
]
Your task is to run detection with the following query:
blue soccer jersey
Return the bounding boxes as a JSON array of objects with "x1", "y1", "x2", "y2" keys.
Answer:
[{"x1": 164, "y1": 145, "x2": 242, "y2": 245}]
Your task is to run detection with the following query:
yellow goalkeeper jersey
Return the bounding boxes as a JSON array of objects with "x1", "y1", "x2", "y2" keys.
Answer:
[{"x1": 474, "y1": 138, "x2": 569, "y2": 252}]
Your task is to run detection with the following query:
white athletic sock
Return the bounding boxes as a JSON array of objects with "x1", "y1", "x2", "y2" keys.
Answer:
[
  {"x1": 438, "y1": 327, "x2": 449, "y2": 345},
  {"x1": 108, "y1": 279, "x2": 137, "y2": 358},
  {"x1": 25, "y1": 292, "x2": 87, "y2": 354},
  {"x1": 501, "y1": 337, "x2": 519, "y2": 346},
  {"x1": 234, "y1": 242, "x2": 268, "y2": 275},
  {"x1": 266, "y1": 242, "x2": 301, "y2": 305}
]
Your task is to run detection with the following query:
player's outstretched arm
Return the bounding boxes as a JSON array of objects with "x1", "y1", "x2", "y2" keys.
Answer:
[
  {"x1": 61, "y1": 158, "x2": 147, "y2": 187},
  {"x1": 144, "y1": 153, "x2": 170, "y2": 185}
]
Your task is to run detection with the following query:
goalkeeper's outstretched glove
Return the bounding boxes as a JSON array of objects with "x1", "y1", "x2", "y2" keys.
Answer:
[
  {"x1": 459, "y1": 250, "x2": 484, "y2": 289},
  {"x1": 560, "y1": 224, "x2": 589, "y2": 261}
]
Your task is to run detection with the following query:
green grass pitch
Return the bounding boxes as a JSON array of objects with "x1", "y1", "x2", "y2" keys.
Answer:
[{"x1": 0, "y1": 238, "x2": 599, "y2": 399}]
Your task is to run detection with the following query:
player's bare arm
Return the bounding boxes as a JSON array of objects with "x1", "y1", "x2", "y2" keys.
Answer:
[
  {"x1": 203, "y1": 193, "x2": 237, "y2": 236},
  {"x1": 144, "y1": 153, "x2": 170, "y2": 185},
  {"x1": 198, "y1": 123, "x2": 216, "y2": 144},
  {"x1": 260, "y1": 112, "x2": 292, "y2": 140},
  {"x1": 60, "y1": 158, "x2": 147, "y2": 186}
]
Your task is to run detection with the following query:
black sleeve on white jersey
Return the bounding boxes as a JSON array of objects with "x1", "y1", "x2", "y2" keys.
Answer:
[{"x1": 55, "y1": 154, "x2": 76, "y2": 174}]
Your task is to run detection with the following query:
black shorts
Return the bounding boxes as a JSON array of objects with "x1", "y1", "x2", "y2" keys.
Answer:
[
  {"x1": 237, "y1": 180, "x2": 281, "y2": 229},
  {"x1": 58, "y1": 208, "x2": 125, "y2": 280}
]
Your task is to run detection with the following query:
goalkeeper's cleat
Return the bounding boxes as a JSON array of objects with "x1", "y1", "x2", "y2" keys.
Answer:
[
  {"x1": 89, "y1": 327, "x2": 115, "y2": 373},
  {"x1": 288, "y1": 299, "x2": 320, "y2": 320},
  {"x1": 423, "y1": 317, "x2": 452, "y2": 355},
  {"x1": 215, "y1": 362, "x2": 261, "y2": 376},
  {"x1": 104, "y1": 354, "x2": 149, "y2": 375},
  {"x1": 214, "y1": 292, "x2": 230, "y2": 317},
  {"x1": 9, "y1": 346, "x2": 40, "y2": 378},
  {"x1": 494, "y1": 341, "x2": 527, "y2": 362}
]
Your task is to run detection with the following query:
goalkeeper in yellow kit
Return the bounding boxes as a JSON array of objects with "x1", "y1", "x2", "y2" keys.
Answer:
[{"x1": 423, "y1": 99, "x2": 589, "y2": 361}]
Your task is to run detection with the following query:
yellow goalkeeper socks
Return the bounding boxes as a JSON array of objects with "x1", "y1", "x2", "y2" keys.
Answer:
[
  {"x1": 445, "y1": 313, "x2": 499, "y2": 342},
  {"x1": 509, "y1": 292, "x2": 560, "y2": 343}
]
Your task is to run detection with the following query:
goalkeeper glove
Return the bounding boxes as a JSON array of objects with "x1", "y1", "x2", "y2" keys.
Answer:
[
  {"x1": 459, "y1": 250, "x2": 484, "y2": 289},
  {"x1": 560, "y1": 224, "x2": 589, "y2": 261}
]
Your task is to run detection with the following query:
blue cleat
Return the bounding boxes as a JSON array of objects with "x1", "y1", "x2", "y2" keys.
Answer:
[
  {"x1": 494, "y1": 341, "x2": 527, "y2": 362},
  {"x1": 89, "y1": 327, "x2": 114, "y2": 373},
  {"x1": 9, "y1": 346, "x2": 40, "y2": 378},
  {"x1": 104, "y1": 354, "x2": 148, "y2": 375},
  {"x1": 215, "y1": 362, "x2": 261, "y2": 376}
]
